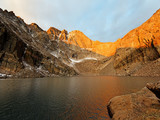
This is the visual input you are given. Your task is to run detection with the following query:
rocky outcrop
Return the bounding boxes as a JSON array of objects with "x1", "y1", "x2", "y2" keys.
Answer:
[
  {"x1": 47, "y1": 27, "x2": 61, "y2": 40},
  {"x1": 28, "y1": 23, "x2": 44, "y2": 32},
  {"x1": 114, "y1": 46, "x2": 160, "y2": 75},
  {"x1": 59, "y1": 29, "x2": 68, "y2": 41},
  {"x1": 107, "y1": 81, "x2": 160, "y2": 120},
  {"x1": 117, "y1": 9, "x2": 160, "y2": 49}
]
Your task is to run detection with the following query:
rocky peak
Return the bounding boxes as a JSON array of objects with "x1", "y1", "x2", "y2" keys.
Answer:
[
  {"x1": 1, "y1": 9, "x2": 14, "y2": 16},
  {"x1": 66, "y1": 30, "x2": 118, "y2": 56},
  {"x1": 113, "y1": 9, "x2": 160, "y2": 73},
  {"x1": 28, "y1": 23, "x2": 44, "y2": 33},
  {"x1": 0, "y1": 9, "x2": 20, "y2": 22},
  {"x1": 0, "y1": 8, "x2": 3, "y2": 13},
  {"x1": 59, "y1": 8, "x2": 160, "y2": 57},
  {"x1": 47, "y1": 27, "x2": 61, "y2": 40},
  {"x1": 0, "y1": 8, "x2": 77, "y2": 77},
  {"x1": 59, "y1": 29, "x2": 68, "y2": 40},
  {"x1": 61, "y1": 29, "x2": 68, "y2": 34},
  {"x1": 4, "y1": 10, "x2": 15, "y2": 17},
  {"x1": 68, "y1": 30, "x2": 93, "y2": 48},
  {"x1": 118, "y1": 9, "x2": 160, "y2": 49}
]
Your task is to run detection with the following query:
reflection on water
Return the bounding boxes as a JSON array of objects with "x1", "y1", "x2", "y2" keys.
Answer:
[{"x1": 0, "y1": 76, "x2": 159, "y2": 120}]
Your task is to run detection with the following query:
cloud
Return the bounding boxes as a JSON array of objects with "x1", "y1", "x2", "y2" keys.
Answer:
[{"x1": 0, "y1": 0, "x2": 160, "y2": 42}]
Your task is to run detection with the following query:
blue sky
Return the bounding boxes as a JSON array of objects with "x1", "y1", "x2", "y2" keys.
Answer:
[{"x1": 0, "y1": 0, "x2": 160, "y2": 42}]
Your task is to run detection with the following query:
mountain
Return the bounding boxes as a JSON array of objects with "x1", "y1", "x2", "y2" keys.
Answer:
[
  {"x1": 113, "y1": 9, "x2": 160, "y2": 76},
  {"x1": 59, "y1": 9, "x2": 160, "y2": 76},
  {"x1": 65, "y1": 30, "x2": 118, "y2": 57},
  {"x1": 0, "y1": 8, "x2": 160, "y2": 78},
  {"x1": 0, "y1": 9, "x2": 78, "y2": 78},
  {"x1": 0, "y1": 8, "x2": 109, "y2": 78}
]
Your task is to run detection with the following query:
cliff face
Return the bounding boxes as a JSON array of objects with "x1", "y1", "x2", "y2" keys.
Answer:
[
  {"x1": 0, "y1": 8, "x2": 109, "y2": 78},
  {"x1": 113, "y1": 9, "x2": 160, "y2": 76},
  {"x1": 66, "y1": 30, "x2": 117, "y2": 57},
  {"x1": 118, "y1": 9, "x2": 160, "y2": 49},
  {"x1": 0, "y1": 9, "x2": 77, "y2": 78}
]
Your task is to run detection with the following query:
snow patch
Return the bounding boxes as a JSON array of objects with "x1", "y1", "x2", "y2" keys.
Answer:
[
  {"x1": 36, "y1": 66, "x2": 49, "y2": 75},
  {"x1": 31, "y1": 33, "x2": 35, "y2": 37},
  {"x1": 0, "y1": 73, "x2": 7, "y2": 77},
  {"x1": 62, "y1": 60, "x2": 74, "y2": 67},
  {"x1": 70, "y1": 57, "x2": 97, "y2": 64},
  {"x1": 50, "y1": 51, "x2": 58, "y2": 58},
  {"x1": 23, "y1": 61, "x2": 32, "y2": 70},
  {"x1": 23, "y1": 61, "x2": 49, "y2": 76},
  {"x1": 0, "y1": 73, "x2": 12, "y2": 77}
]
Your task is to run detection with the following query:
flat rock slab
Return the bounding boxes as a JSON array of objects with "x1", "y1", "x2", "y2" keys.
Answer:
[{"x1": 107, "y1": 82, "x2": 160, "y2": 120}]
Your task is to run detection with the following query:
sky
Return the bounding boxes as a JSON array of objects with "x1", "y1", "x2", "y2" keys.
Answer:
[{"x1": 0, "y1": 0, "x2": 160, "y2": 42}]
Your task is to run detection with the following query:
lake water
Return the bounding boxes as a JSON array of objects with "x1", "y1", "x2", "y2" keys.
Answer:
[{"x1": 0, "y1": 76, "x2": 159, "y2": 120}]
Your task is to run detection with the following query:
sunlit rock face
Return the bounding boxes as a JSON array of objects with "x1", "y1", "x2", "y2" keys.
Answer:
[
  {"x1": 67, "y1": 30, "x2": 93, "y2": 49},
  {"x1": 63, "y1": 9, "x2": 160, "y2": 58},
  {"x1": 53, "y1": 8, "x2": 160, "y2": 76},
  {"x1": 118, "y1": 9, "x2": 160, "y2": 49},
  {"x1": 47, "y1": 27, "x2": 61, "y2": 40},
  {"x1": 113, "y1": 9, "x2": 160, "y2": 75},
  {"x1": 59, "y1": 29, "x2": 68, "y2": 41},
  {"x1": 66, "y1": 30, "x2": 118, "y2": 57}
]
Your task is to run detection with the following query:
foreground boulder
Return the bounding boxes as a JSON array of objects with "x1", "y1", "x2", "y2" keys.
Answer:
[{"x1": 107, "y1": 81, "x2": 160, "y2": 120}]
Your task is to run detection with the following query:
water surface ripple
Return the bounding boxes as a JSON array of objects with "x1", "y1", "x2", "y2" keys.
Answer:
[{"x1": 0, "y1": 76, "x2": 159, "y2": 120}]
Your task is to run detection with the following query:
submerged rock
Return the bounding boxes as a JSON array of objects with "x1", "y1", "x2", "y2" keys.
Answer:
[{"x1": 107, "y1": 81, "x2": 160, "y2": 120}]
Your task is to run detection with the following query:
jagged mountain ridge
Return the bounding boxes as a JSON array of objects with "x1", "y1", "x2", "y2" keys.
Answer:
[
  {"x1": 0, "y1": 8, "x2": 109, "y2": 78},
  {"x1": 53, "y1": 9, "x2": 160, "y2": 57},
  {"x1": 0, "y1": 8, "x2": 160, "y2": 78},
  {"x1": 113, "y1": 9, "x2": 160, "y2": 76},
  {"x1": 0, "y1": 9, "x2": 78, "y2": 77},
  {"x1": 44, "y1": 9, "x2": 160, "y2": 76}
]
